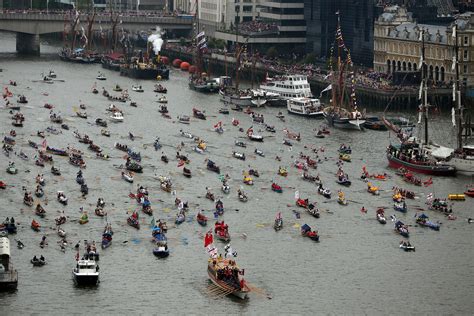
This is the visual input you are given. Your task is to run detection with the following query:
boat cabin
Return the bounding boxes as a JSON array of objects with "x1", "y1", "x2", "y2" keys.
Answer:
[{"x1": 260, "y1": 74, "x2": 312, "y2": 99}]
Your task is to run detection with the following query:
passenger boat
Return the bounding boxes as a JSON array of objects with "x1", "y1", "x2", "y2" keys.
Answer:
[
  {"x1": 95, "y1": 118, "x2": 108, "y2": 127},
  {"x1": 287, "y1": 97, "x2": 324, "y2": 117},
  {"x1": 317, "y1": 185, "x2": 331, "y2": 199},
  {"x1": 416, "y1": 214, "x2": 440, "y2": 231},
  {"x1": 300, "y1": 224, "x2": 320, "y2": 242},
  {"x1": 158, "y1": 96, "x2": 168, "y2": 104},
  {"x1": 206, "y1": 159, "x2": 220, "y2": 174},
  {"x1": 0, "y1": 237, "x2": 18, "y2": 290},
  {"x1": 376, "y1": 208, "x2": 387, "y2": 224},
  {"x1": 246, "y1": 127, "x2": 263, "y2": 142},
  {"x1": 72, "y1": 257, "x2": 99, "y2": 286},
  {"x1": 207, "y1": 256, "x2": 250, "y2": 299},
  {"x1": 254, "y1": 148, "x2": 265, "y2": 157}
]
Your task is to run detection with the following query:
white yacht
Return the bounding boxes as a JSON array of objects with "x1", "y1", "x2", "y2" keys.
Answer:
[
  {"x1": 110, "y1": 112, "x2": 124, "y2": 122},
  {"x1": 287, "y1": 97, "x2": 324, "y2": 117},
  {"x1": 259, "y1": 74, "x2": 313, "y2": 105},
  {"x1": 72, "y1": 257, "x2": 99, "y2": 286}
]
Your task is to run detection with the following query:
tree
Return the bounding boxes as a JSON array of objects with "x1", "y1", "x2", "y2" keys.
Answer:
[{"x1": 266, "y1": 46, "x2": 278, "y2": 59}]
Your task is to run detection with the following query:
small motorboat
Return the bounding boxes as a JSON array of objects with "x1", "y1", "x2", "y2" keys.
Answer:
[
  {"x1": 394, "y1": 201, "x2": 407, "y2": 213},
  {"x1": 101, "y1": 129, "x2": 111, "y2": 137},
  {"x1": 237, "y1": 190, "x2": 248, "y2": 202},
  {"x1": 246, "y1": 127, "x2": 263, "y2": 142},
  {"x1": 416, "y1": 213, "x2": 440, "y2": 231},
  {"x1": 76, "y1": 111, "x2": 87, "y2": 119},
  {"x1": 57, "y1": 191, "x2": 68, "y2": 205},
  {"x1": 399, "y1": 241, "x2": 415, "y2": 252},
  {"x1": 95, "y1": 207, "x2": 106, "y2": 217},
  {"x1": 232, "y1": 151, "x2": 246, "y2": 160},
  {"x1": 367, "y1": 183, "x2": 380, "y2": 195},
  {"x1": 122, "y1": 171, "x2": 134, "y2": 183},
  {"x1": 274, "y1": 213, "x2": 283, "y2": 231},
  {"x1": 300, "y1": 224, "x2": 320, "y2": 242},
  {"x1": 35, "y1": 186, "x2": 44, "y2": 198},
  {"x1": 254, "y1": 148, "x2": 265, "y2": 157},
  {"x1": 235, "y1": 140, "x2": 247, "y2": 148},
  {"x1": 193, "y1": 108, "x2": 206, "y2": 120},
  {"x1": 153, "y1": 243, "x2": 169, "y2": 258},
  {"x1": 31, "y1": 219, "x2": 41, "y2": 231},
  {"x1": 278, "y1": 167, "x2": 288, "y2": 177},
  {"x1": 339, "y1": 153, "x2": 351, "y2": 162},
  {"x1": 317, "y1": 186, "x2": 331, "y2": 199},
  {"x1": 79, "y1": 212, "x2": 89, "y2": 225},
  {"x1": 96, "y1": 118, "x2": 108, "y2": 127},
  {"x1": 31, "y1": 256, "x2": 46, "y2": 267},
  {"x1": 197, "y1": 212, "x2": 208, "y2": 226},
  {"x1": 55, "y1": 215, "x2": 67, "y2": 225},
  {"x1": 132, "y1": 85, "x2": 144, "y2": 92},
  {"x1": 337, "y1": 192, "x2": 347, "y2": 205},
  {"x1": 178, "y1": 115, "x2": 190, "y2": 124},
  {"x1": 35, "y1": 204, "x2": 46, "y2": 217},
  {"x1": 221, "y1": 181, "x2": 230, "y2": 194},
  {"x1": 96, "y1": 72, "x2": 106, "y2": 80},
  {"x1": 219, "y1": 108, "x2": 229, "y2": 114},
  {"x1": 158, "y1": 96, "x2": 168, "y2": 104},
  {"x1": 464, "y1": 188, "x2": 474, "y2": 197},
  {"x1": 183, "y1": 167, "x2": 192, "y2": 178},
  {"x1": 154, "y1": 84, "x2": 167, "y2": 93},
  {"x1": 175, "y1": 212, "x2": 186, "y2": 225},
  {"x1": 271, "y1": 183, "x2": 282, "y2": 193},
  {"x1": 376, "y1": 208, "x2": 387, "y2": 224},
  {"x1": 110, "y1": 112, "x2": 124, "y2": 122},
  {"x1": 394, "y1": 220, "x2": 409, "y2": 238},
  {"x1": 51, "y1": 165, "x2": 61, "y2": 176}
]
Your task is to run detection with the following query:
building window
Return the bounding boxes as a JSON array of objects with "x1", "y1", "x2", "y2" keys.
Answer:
[
  {"x1": 464, "y1": 50, "x2": 468, "y2": 60},
  {"x1": 441, "y1": 67, "x2": 445, "y2": 82},
  {"x1": 387, "y1": 60, "x2": 391, "y2": 73},
  {"x1": 408, "y1": 62, "x2": 412, "y2": 71},
  {"x1": 464, "y1": 36, "x2": 468, "y2": 45},
  {"x1": 435, "y1": 66, "x2": 439, "y2": 82},
  {"x1": 429, "y1": 65, "x2": 434, "y2": 79},
  {"x1": 392, "y1": 60, "x2": 396, "y2": 72},
  {"x1": 464, "y1": 65, "x2": 468, "y2": 74},
  {"x1": 402, "y1": 61, "x2": 406, "y2": 71},
  {"x1": 397, "y1": 61, "x2": 401, "y2": 71},
  {"x1": 413, "y1": 63, "x2": 417, "y2": 71}
]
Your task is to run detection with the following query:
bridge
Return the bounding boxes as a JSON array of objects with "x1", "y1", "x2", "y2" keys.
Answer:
[{"x1": 0, "y1": 13, "x2": 193, "y2": 54}]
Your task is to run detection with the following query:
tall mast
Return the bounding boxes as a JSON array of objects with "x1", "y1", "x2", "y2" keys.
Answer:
[
  {"x1": 195, "y1": 0, "x2": 202, "y2": 76},
  {"x1": 421, "y1": 28, "x2": 429, "y2": 145},
  {"x1": 454, "y1": 24, "x2": 463, "y2": 149},
  {"x1": 235, "y1": 7, "x2": 241, "y2": 90}
]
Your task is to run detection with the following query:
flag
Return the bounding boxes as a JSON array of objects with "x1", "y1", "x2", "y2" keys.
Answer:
[
  {"x1": 418, "y1": 82, "x2": 423, "y2": 100},
  {"x1": 452, "y1": 83, "x2": 456, "y2": 101},
  {"x1": 42, "y1": 139, "x2": 47, "y2": 149},
  {"x1": 204, "y1": 231, "x2": 213, "y2": 247},
  {"x1": 196, "y1": 31, "x2": 205, "y2": 39},
  {"x1": 452, "y1": 107, "x2": 456, "y2": 127},
  {"x1": 206, "y1": 245, "x2": 218, "y2": 258},
  {"x1": 452, "y1": 56, "x2": 457, "y2": 71},
  {"x1": 319, "y1": 84, "x2": 332, "y2": 97},
  {"x1": 177, "y1": 160, "x2": 184, "y2": 167}
]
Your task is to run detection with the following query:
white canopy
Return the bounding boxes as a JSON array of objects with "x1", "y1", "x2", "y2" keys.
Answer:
[{"x1": 0, "y1": 237, "x2": 11, "y2": 257}]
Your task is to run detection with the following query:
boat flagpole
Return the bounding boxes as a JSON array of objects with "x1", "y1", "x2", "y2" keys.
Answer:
[
  {"x1": 453, "y1": 23, "x2": 463, "y2": 149},
  {"x1": 420, "y1": 28, "x2": 429, "y2": 145}
]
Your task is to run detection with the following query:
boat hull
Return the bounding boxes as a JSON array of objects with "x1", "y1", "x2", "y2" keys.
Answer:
[
  {"x1": 72, "y1": 273, "x2": 99, "y2": 286},
  {"x1": 207, "y1": 267, "x2": 248, "y2": 299},
  {"x1": 287, "y1": 109, "x2": 324, "y2": 118},
  {"x1": 387, "y1": 154, "x2": 456, "y2": 176},
  {"x1": 120, "y1": 67, "x2": 169, "y2": 80},
  {"x1": 446, "y1": 157, "x2": 474, "y2": 174}
]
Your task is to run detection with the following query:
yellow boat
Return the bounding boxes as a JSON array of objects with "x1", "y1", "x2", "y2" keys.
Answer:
[
  {"x1": 392, "y1": 192, "x2": 403, "y2": 202},
  {"x1": 243, "y1": 175, "x2": 253, "y2": 185},
  {"x1": 367, "y1": 182, "x2": 379, "y2": 195},
  {"x1": 278, "y1": 167, "x2": 288, "y2": 177},
  {"x1": 339, "y1": 153, "x2": 351, "y2": 162},
  {"x1": 79, "y1": 213, "x2": 89, "y2": 225},
  {"x1": 448, "y1": 194, "x2": 465, "y2": 201},
  {"x1": 197, "y1": 141, "x2": 207, "y2": 151}
]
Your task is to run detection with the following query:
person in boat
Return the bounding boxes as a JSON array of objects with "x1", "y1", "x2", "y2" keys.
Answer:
[
  {"x1": 33, "y1": 255, "x2": 38, "y2": 262},
  {"x1": 361, "y1": 206, "x2": 367, "y2": 213}
]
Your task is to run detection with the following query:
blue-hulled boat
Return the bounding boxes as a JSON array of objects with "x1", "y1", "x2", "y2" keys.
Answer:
[
  {"x1": 394, "y1": 201, "x2": 407, "y2": 213},
  {"x1": 416, "y1": 213, "x2": 440, "y2": 231},
  {"x1": 175, "y1": 212, "x2": 185, "y2": 225},
  {"x1": 127, "y1": 149, "x2": 142, "y2": 162},
  {"x1": 152, "y1": 226, "x2": 169, "y2": 258},
  {"x1": 394, "y1": 220, "x2": 409, "y2": 238},
  {"x1": 101, "y1": 224, "x2": 113, "y2": 249}
]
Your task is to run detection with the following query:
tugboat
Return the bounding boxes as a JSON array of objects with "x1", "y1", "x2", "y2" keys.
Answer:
[
  {"x1": 72, "y1": 255, "x2": 99, "y2": 286},
  {"x1": 120, "y1": 50, "x2": 169, "y2": 80},
  {"x1": 0, "y1": 237, "x2": 18, "y2": 290}
]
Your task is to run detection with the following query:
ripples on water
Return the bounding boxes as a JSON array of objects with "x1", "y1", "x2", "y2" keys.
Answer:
[{"x1": 0, "y1": 34, "x2": 473, "y2": 314}]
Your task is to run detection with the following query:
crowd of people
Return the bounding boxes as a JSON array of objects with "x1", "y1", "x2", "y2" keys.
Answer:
[{"x1": 236, "y1": 21, "x2": 278, "y2": 36}]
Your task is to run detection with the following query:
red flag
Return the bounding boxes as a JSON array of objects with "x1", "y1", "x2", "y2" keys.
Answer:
[
  {"x1": 204, "y1": 231, "x2": 213, "y2": 247},
  {"x1": 423, "y1": 177, "x2": 433, "y2": 187}
]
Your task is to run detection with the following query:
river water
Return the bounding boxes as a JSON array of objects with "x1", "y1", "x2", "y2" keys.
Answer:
[{"x1": 0, "y1": 32, "x2": 473, "y2": 314}]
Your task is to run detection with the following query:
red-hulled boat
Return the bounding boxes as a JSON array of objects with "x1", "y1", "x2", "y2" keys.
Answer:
[{"x1": 387, "y1": 145, "x2": 456, "y2": 176}]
